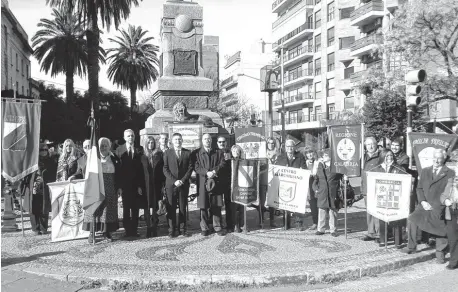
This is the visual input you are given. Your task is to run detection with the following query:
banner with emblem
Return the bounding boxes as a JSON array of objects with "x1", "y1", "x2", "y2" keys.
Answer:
[
  {"x1": 231, "y1": 159, "x2": 259, "y2": 205},
  {"x1": 2, "y1": 100, "x2": 41, "y2": 182},
  {"x1": 266, "y1": 165, "x2": 310, "y2": 213},
  {"x1": 48, "y1": 180, "x2": 90, "y2": 242},
  {"x1": 234, "y1": 127, "x2": 267, "y2": 159},
  {"x1": 409, "y1": 132, "x2": 457, "y2": 172},
  {"x1": 366, "y1": 172, "x2": 412, "y2": 222},
  {"x1": 328, "y1": 124, "x2": 363, "y2": 177}
]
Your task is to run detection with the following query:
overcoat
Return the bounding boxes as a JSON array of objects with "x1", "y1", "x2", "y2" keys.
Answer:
[
  {"x1": 275, "y1": 152, "x2": 307, "y2": 169},
  {"x1": 361, "y1": 151, "x2": 381, "y2": 195},
  {"x1": 163, "y1": 147, "x2": 193, "y2": 202},
  {"x1": 313, "y1": 162, "x2": 343, "y2": 209},
  {"x1": 115, "y1": 144, "x2": 145, "y2": 209},
  {"x1": 194, "y1": 148, "x2": 226, "y2": 209},
  {"x1": 409, "y1": 165, "x2": 455, "y2": 237},
  {"x1": 141, "y1": 150, "x2": 166, "y2": 209}
]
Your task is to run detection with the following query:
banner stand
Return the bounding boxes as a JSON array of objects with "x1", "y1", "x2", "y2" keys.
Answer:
[
  {"x1": 244, "y1": 205, "x2": 247, "y2": 234},
  {"x1": 344, "y1": 175, "x2": 348, "y2": 239}
]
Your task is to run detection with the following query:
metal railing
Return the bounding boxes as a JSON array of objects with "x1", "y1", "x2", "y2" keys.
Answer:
[
  {"x1": 272, "y1": 0, "x2": 286, "y2": 10},
  {"x1": 272, "y1": 22, "x2": 314, "y2": 49},
  {"x1": 350, "y1": 33, "x2": 383, "y2": 51},
  {"x1": 221, "y1": 75, "x2": 236, "y2": 87},
  {"x1": 350, "y1": 1, "x2": 384, "y2": 21},
  {"x1": 284, "y1": 69, "x2": 314, "y2": 83},
  {"x1": 273, "y1": 92, "x2": 314, "y2": 106},
  {"x1": 272, "y1": 0, "x2": 315, "y2": 28}
]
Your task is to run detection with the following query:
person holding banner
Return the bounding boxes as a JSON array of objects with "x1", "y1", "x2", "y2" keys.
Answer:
[
  {"x1": 361, "y1": 137, "x2": 381, "y2": 243},
  {"x1": 441, "y1": 173, "x2": 458, "y2": 270},
  {"x1": 20, "y1": 143, "x2": 56, "y2": 235},
  {"x1": 371, "y1": 149, "x2": 408, "y2": 248},
  {"x1": 404, "y1": 149, "x2": 455, "y2": 264},
  {"x1": 56, "y1": 139, "x2": 79, "y2": 182},
  {"x1": 313, "y1": 149, "x2": 343, "y2": 237}
]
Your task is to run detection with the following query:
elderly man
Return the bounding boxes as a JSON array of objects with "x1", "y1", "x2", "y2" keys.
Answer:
[
  {"x1": 361, "y1": 136, "x2": 381, "y2": 243},
  {"x1": 404, "y1": 149, "x2": 455, "y2": 264},
  {"x1": 276, "y1": 139, "x2": 307, "y2": 229},
  {"x1": 441, "y1": 169, "x2": 458, "y2": 270}
]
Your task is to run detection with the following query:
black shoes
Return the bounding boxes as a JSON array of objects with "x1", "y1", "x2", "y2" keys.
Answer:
[
  {"x1": 181, "y1": 231, "x2": 191, "y2": 237},
  {"x1": 402, "y1": 248, "x2": 417, "y2": 254},
  {"x1": 315, "y1": 231, "x2": 325, "y2": 235},
  {"x1": 362, "y1": 236, "x2": 375, "y2": 241},
  {"x1": 217, "y1": 230, "x2": 226, "y2": 236},
  {"x1": 201, "y1": 230, "x2": 210, "y2": 237},
  {"x1": 331, "y1": 232, "x2": 338, "y2": 237},
  {"x1": 446, "y1": 264, "x2": 457, "y2": 270},
  {"x1": 88, "y1": 233, "x2": 94, "y2": 244},
  {"x1": 168, "y1": 231, "x2": 177, "y2": 238}
]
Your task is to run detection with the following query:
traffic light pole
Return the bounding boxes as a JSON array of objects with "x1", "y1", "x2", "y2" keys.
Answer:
[{"x1": 407, "y1": 106, "x2": 413, "y2": 170}]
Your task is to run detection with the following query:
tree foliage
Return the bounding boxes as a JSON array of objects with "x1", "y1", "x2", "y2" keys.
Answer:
[{"x1": 211, "y1": 94, "x2": 258, "y2": 129}]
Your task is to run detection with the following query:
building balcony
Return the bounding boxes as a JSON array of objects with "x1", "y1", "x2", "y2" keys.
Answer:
[
  {"x1": 350, "y1": 34, "x2": 382, "y2": 58},
  {"x1": 273, "y1": 113, "x2": 324, "y2": 131},
  {"x1": 221, "y1": 75, "x2": 238, "y2": 88},
  {"x1": 272, "y1": 45, "x2": 313, "y2": 69},
  {"x1": 350, "y1": 1, "x2": 385, "y2": 27},
  {"x1": 221, "y1": 93, "x2": 237, "y2": 103},
  {"x1": 272, "y1": 91, "x2": 314, "y2": 110},
  {"x1": 283, "y1": 69, "x2": 314, "y2": 87},
  {"x1": 272, "y1": 22, "x2": 314, "y2": 52},
  {"x1": 272, "y1": 0, "x2": 315, "y2": 28},
  {"x1": 350, "y1": 70, "x2": 368, "y2": 85}
]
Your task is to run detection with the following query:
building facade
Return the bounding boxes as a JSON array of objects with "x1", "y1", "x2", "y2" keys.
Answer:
[{"x1": 1, "y1": 0, "x2": 33, "y2": 97}]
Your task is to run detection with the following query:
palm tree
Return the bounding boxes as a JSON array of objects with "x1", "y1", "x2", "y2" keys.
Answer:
[
  {"x1": 107, "y1": 25, "x2": 159, "y2": 116},
  {"x1": 47, "y1": 0, "x2": 140, "y2": 109},
  {"x1": 32, "y1": 8, "x2": 104, "y2": 103}
]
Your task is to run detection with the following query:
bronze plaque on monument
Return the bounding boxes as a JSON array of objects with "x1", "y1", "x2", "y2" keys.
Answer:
[{"x1": 173, "y1": 50, "x2": 198, "y2": 76}]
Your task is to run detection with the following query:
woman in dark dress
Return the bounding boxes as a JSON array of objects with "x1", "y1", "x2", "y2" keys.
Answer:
[
  {"x1": 141, "y1": 136, "x2": 166, "y2": 238},
  {"x1": 82, "y1": 137, "x2": 121, "y2": 243},
  {"x1": 56, "y1": 139, "x2": 79, "y2": 182}
]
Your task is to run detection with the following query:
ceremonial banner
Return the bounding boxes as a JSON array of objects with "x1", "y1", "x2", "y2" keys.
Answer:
[
  {"x1": 48, "y1": 180, "x2": 89, "y2": 242},
  {"x1": 409, "y1": 132, "x2": 457, "y2": 172},
  {"x1": 231, "y1": 159, "x2": 259, "y2": 205},
  {"x1": 366, "y1": 172, "x2": 412, "y2": 222},
  {"x1": 2, "y1": 101, "x2": 41, "y2": 182},
  {"x1": 328, "y1": 124, "x2": 362, "y2": 177},
  {"x1": 169, "y1": 123, "x2": 203, "y2": 151},
  {"x1": 266, "y1": 165, "x2": 310, "y2": 213},
  {"x1": 235, "y1": 127, "x2": 267, "y2": 159}
]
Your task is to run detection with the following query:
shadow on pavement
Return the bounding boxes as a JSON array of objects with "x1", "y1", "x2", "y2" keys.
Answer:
[{"x1": 1, "y1": 251, "x2": 66, "y2": 267}]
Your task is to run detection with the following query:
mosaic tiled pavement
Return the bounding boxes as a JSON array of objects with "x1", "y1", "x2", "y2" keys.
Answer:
[{"x1": 1, "y1": 199, "x2": 437, "y2": 286}]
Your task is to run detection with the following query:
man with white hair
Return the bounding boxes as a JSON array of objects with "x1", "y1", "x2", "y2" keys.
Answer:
[{"x1": 404, "y1": 148, "x2": 455, "y2": 264}]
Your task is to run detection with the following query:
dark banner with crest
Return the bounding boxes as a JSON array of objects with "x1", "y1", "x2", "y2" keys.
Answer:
[
  {"x1": 329, "y1": 124, "x2": 362, "y2": 177},
  {"x1": 409, "y1": 132, "x2": 457, "y2": 172},
  {"x1": 234, "y1": 127, "x2": 267, "y2": 159}
]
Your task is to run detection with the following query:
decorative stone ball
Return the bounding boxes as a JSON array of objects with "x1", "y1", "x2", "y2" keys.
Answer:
[{"x1": 175, "y1": 14, "x2": 193, "y2": 33}]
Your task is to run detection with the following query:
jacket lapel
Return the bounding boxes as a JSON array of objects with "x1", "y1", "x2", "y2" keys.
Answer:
[{"x1": 432, "y1": 167, "x2": 447, "y2": 184}]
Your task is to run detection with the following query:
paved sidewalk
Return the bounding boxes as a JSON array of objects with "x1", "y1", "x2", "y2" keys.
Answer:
[{"x1": 1, "y1": 199, "x2": 441, "y2": 290}]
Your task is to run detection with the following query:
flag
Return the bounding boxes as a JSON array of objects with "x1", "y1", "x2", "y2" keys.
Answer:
[
  {"x1": 409, "y1": 132, "x2": 457, "y2": 172},
  {"x1": 234, "y1": 127, "x2": 267, "y2": 159},
  {"x1": 83, "y1": 114, "x2": 105, "y2": 216},
  {"x1": 1, "y1": 100, "x2": 41, "y2": 182},
  {"x1": 329, "y1": 124, "x2": 363, "y2": 177},
  {"x1": 231, "y1": 159, "x2": 259, "y2": 205}
]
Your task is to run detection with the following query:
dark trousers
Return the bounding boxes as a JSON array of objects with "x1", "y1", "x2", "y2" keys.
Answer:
[
  {"x1": 309, "y1": 197, "x2": 318, "y2": 225},
  {"x1": 144, "y1": 205, "x2": 159, "y2": 236},
  {"x1": 379, "y1": 219, "x2": 405, "y2": 246},
  {"x1": 166, "y1": 189, "x2": 187, "y2": 233},
  {"x1": 232, "y1": 202, "x2": 244, "y2": 229},
  {"x1": 30, "y1": 213, "x2": 48, "y2": 232},
  {"x1": 223, "y1": 187, "x2": 233, "y2": 229},
  {"x1": 201, "y1": 207, "x2": 222, "y2": 232},
  {"x1": 445, "y1": 210, "x2": 458, "y2": 266},
  {"x1": 407, "y1": 220, "x2": 448, "y2": 252},
  {"x1": 122, "y1": 207, "x2": 139, "y2": 235}
]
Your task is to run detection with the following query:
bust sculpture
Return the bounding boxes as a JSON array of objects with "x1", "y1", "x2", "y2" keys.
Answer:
[{"x1": 172, "y1": 102, "x2": 214, "y2": 126}]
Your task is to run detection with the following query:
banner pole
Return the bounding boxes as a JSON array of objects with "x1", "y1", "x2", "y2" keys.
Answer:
[
  {"x1": 92, "y1": 217, "x2": 95, "y2": 245},
  {"x1": 344, "y1": 175, "x2": 348, "y2": 239},
  {"x1": 385, "y1": 221, "x2": 388, "y2": 249},
  {"x1": 258, "y1": 161, "x2": 263, "y2": 230},
  {"x1": 244, "y1": 205, "x2": 247, "y2": 234},
  {"x1": 361, "y1": 123, "x2": 365, "y2": 171},
  {"x1": 19, "y1": 193, "x2": 24, "y2": 237}
]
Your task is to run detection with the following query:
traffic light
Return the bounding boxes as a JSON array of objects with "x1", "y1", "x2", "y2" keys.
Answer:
[{"x1": 405, "y1": 69, "x2": 426, "y2": 107}]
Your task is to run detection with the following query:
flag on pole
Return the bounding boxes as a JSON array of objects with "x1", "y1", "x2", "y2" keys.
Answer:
[
  {"x1": 83, "y1": 111, "x2": 105, "y2": 216},
  {"x1": 409, "y1": 132, "x2": 457, "y2": 172},
  {"x1": 328, "y1": 124, "x2": 363, "y2": 177}
]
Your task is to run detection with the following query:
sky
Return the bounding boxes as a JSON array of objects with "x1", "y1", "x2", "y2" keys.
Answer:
[{"x1": 9, "y1": 0, "x2": 275, "y2": 104}]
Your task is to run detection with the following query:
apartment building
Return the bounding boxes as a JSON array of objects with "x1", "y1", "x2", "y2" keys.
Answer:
[
  {"x1": 271, "y1": 0, "x2": 361, "y2": 144},
  {"x1": 1, "y1": 0, "x2": 33, "y2": 97},
  {"x1": 221, "y1": 39, "x2": 275, "y2": 125}
]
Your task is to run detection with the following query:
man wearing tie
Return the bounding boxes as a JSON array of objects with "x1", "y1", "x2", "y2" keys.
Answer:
[
  {"x1": 195, "y1": 134, "x2": 226, "y2": 236},
  {"x1": 163, "y1": 133, "x2": 193, "y2": 237},
  {"x1": 404, "y1": 149, "x2": 455, "y2": 264},
  {"x1": 115, "y1": 129, "x2": 145, "y2": 237}
]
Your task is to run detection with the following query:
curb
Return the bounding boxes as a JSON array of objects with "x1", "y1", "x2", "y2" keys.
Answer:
[{"x1": 12, "y1": 249, "x2": 436, "y2": 290}]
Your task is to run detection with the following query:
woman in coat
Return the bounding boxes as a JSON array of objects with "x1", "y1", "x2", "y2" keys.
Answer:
[
  {"x1": 230, "y1": 145, "x2": 245, "y2": 232},
  {"x1": 56, "y1": 139, "x2": 79, "y2": 182},
  {"x1": 300, "y1": 148, "x2": 319, "y2": 230},
  {"x1": 82, "y1": 138, "x2": 121, "y2": 243},
  {"x1": 370, "y1": 149, "x2": 408, "y2": 248},
  {"x1": 141, "y1": 136, "x2": 166, "y2": 238},
  {"x1": 313, "y1": 149, "x2": 343, "y2": 237}
]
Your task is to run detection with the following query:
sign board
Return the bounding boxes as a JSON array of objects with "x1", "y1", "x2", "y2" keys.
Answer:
[
  {"x1": 168, "y1": 123, "x2": 203, "y2": 151},
  {"x1": 409, "y1": 132, "x2": 457, "y2": 172},
  {"x1": 48, "y1": 179, "x2": 90, "y2": 242},
  {"x1": 328, "y1": 124, "x2": 362, "y2": 177},
  {"x1": 366, "y1": 172, "x2": 412, "y2": 222},
  {"x1": 173, "y1": 50, "x2": 198, "y2": 76},
  {"x1": 234, "y1": 127, "x2": 267, "y2": 159},
  {"x1": 266, "y1": 165, "x2": 310, "y2": 213},
  {"x1": 231, "y1": 159, "x2": 259, "y2": 205}
]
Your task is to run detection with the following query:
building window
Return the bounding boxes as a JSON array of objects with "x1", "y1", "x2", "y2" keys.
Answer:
[
  {"x1": 327, "y1": 27, "x2": 335, "y2": 47},
  {"x1": 315, "y1": 58, "x2": 321, "y2": 75},
  {"x1": 16, "y1": 81, "x2": 18, "y2": 93},
  {"x1": 345, "y1": 97, "x2": 355, "y2": 109},
  {"x1": 26, "y1": 65, "x2": 29, "y2": 78},
  {"x1": 315, "y1": 11, "x2": 321, "y2": 29},
  {"x1": 327, "y1": 52, "x2": 335, "y2": 72},
  {"x1": 344, "y1": 67, "x2": 354, "y2": 79},
  {"x1": 26, "y1": 89, "x2": 29, "y2": 96},
  {"x1": 340, "y1": 7, "x2": 354, "y2": 19},
  {"x1": 315, "y1": 81, "x2": 322, "y2": 93},
  {"x1": 21, "y1": 86, "x2": 24, "y2": 95},
  {"x1": 315, "y1": 106, "x2": 322, "y2": 120},
  {"x1": 15, "y1": 53, "x2": 18, "y2": 70},
  {"x1": 21, "y1": 59, "x2": 24, "y2": 76},
  {"x1": 327, "y1": 103, "x2": 336, "y2": 119},
  {"x1": 339, "y1": 36, "x2": 355, "y2": 49},
  {"x1": 327, "y1": 1, "x2": 335, "y2": 22},
  {"x1": 315, "y1": 34, "x2": 321, "y2": 52},
  {"x1": 327, "y1": 78, "x2": 335, "y2": 97}
]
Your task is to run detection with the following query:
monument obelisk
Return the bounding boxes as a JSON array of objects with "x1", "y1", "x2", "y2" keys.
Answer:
[{"x1": 141, "y1": 0, "x2": 223, "y2": 140}]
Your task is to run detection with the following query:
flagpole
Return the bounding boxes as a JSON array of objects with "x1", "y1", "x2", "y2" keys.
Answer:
[
  {"x1": 90, "y1": 102, "x2": 96, "y2": 245},
  {"x1": 344, "y1": 174, "x2": 348, "y2": 239}
]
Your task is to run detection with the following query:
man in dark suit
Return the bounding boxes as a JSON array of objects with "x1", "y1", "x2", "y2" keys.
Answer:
[
  {"x1": 404, "y1": 149, "x2": 455, "y2": 264},
  {"x1": 115, "y1": 129, "x2": 145, "y2": 237},
  {"x1": 274, "y1": 139, "x2": 306, "y2": 229},
  {"x1": 195, "y1": 134, "x2": 226, "y2": 236},
  {"x1": 216, "y1": 136, "x2": 233, "y2": 232},
  {"x1": 163, "y1": 133, "x2": 193, "y2": 237}
]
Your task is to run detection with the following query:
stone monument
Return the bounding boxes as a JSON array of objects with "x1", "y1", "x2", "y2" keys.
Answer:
[{"x1": 141, "y1": 0, "x2": 225, "y2": 142}]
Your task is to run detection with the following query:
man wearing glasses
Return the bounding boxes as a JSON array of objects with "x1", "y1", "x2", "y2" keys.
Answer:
[{"x1": 216, "y1": 136, "x2": 234, "y2": 232}]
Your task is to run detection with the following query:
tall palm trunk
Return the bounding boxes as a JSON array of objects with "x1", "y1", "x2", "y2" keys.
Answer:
[
  {"x1": 87, "y1": 1, "x2": 99, "y2": 112},
  {"x1": 65, "y1": 67, "x2": 74, "y2": 104},
  {"x1": 130, "y1": 81, "x2": 137, "y2": 117}
]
